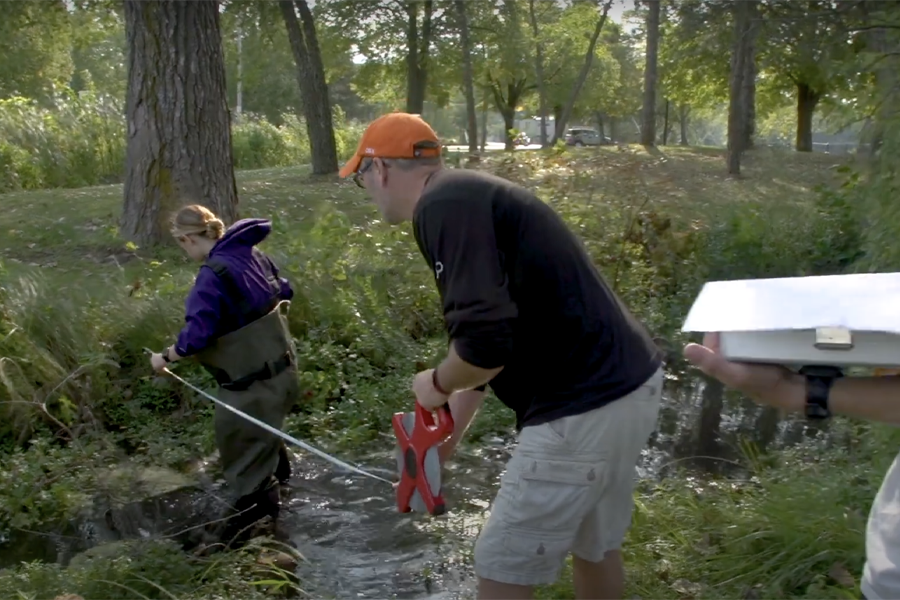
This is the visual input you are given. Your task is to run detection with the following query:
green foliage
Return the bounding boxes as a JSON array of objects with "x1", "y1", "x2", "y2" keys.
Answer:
[
  {"x1": 756, "y1": 1, "x2": 858, "y2": 110},
  {"x1": 0, "y1": 0, "x2": 74, "y2": 101},
  {"x1": 0, "y1": 91, "x2": 363, "y2": 193},
  {"x1": 525, "y1": 2, "x2": 624, "y2": 122},
  {"x1": 317, "y1": 0, "x2": 459, "y2": 111},
  {"x1": 659, "y1": 0, "x2": 732, "y2": 110},
  {"x1": 830, "y1": 122, "x2": 900, "y2": 272},
  {"x1": 0, "y1": 91, "x2": 125, "y2": 192},
  {"x1": 221, "y1": 1, "x2": 305, "y2": 125},
  {"x1": 1, "y1": 537, "x2": 299, "y2": 600},
  {"x1": 69, "y1": 1, "x2": 128, "y2": 101}
]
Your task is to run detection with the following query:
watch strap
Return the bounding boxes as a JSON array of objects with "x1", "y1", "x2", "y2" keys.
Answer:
[{"x1": 798, "y1": 365, "x2": 842, "y2": 420}]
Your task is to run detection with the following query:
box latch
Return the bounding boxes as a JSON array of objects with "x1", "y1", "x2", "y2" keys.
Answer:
[{"x1": 814, "y1": 326, "x2": 854, "y2": 350}]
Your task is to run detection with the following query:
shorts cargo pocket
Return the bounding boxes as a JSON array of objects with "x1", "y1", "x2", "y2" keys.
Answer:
[
  {"x1": 499, "y1": 525, "x2": 572, "y2": 574},
  {"x1": 501, "y1": 457, "x2": 606, "y2": 534}
]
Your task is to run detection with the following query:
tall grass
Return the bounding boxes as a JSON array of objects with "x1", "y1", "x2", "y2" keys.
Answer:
[
  {"x1": 1, "y1": 536, "x2": 302, "y2": 599},
  {"x1": 537, "y1": 421, "x2": 891, "y2": 599},
  {"x1": 0, "y1": 87, "x2": 365, "y2": 193}
]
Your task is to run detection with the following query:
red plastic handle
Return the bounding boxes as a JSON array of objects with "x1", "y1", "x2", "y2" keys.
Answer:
[{"x1": 414, "y1": 401, "x2": 454, "y2": 442}]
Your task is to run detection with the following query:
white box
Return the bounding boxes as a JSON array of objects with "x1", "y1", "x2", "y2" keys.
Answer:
[{"x1": 682, "y1": 272, "x2": 900, "y2": 369}]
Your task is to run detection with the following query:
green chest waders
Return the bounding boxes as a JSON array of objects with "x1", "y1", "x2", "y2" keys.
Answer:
[{"x1": 193, "y1": 251, "x2": 300, "y2": 546}]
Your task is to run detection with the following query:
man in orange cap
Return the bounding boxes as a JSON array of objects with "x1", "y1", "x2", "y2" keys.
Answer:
[{"x1": 343, "y1": 112, "x2": 664, "y2": 599}]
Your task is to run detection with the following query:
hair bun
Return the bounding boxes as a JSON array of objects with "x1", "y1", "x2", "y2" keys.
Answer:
[{"x1": 206, "y1": 218, "x2": 225, "y2": 239}]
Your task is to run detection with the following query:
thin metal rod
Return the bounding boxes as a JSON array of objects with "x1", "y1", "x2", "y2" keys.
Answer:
[{"x1": 143, "y1": 349, "x2": 393, "y2": 486}]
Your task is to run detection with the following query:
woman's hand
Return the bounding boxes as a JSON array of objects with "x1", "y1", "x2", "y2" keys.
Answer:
[{"x1": 150, "y1": 352, "x2": 169, "y2": 373}]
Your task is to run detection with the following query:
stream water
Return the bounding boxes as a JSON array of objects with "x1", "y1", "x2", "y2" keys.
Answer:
[{"x1": 0, "y1": 379, "x2": 833, "y2": 599}]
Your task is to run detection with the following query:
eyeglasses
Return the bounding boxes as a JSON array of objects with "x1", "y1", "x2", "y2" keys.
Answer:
[{"x1": 354, "y1": 159, "x2": 374, "y2": 188}]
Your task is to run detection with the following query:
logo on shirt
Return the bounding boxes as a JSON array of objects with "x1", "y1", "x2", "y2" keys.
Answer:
[{"x1": 434, "y1": 261, "x2": 444, "y2": 279}]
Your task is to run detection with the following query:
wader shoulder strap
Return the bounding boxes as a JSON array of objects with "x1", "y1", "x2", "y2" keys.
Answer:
[{"x1": 205, "y1": 249, "x2": 282, "y2": 324}]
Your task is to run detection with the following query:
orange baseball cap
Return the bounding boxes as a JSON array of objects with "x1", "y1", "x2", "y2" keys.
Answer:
[{"x1": 338, "y1": 112, "x2": 443, "y2": 178}]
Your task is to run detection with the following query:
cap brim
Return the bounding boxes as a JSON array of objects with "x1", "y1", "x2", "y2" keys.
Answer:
[{"x1": 338, "y1": 155, "x2": 362, "y2": 178}]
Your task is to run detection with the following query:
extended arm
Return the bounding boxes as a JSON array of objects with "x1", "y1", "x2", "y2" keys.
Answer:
[
  {"x1": 166, "y1": 267, "x2": 228, "y2": 362},
  {"x1": 413, "y1": 194, "x2": 518, "y2": 401},
  {"x1": 684, "y1": 332, "x2": 900, "y2": 426}
]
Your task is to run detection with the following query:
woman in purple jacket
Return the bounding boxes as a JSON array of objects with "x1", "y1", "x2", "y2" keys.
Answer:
[{"x1": 150, "y1": 204, "x2": 299, "y2": 548}]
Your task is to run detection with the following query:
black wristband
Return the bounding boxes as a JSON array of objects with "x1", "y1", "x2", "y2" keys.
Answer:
[
  {"x1": 432, "y1": 368, "x2": 451, "y2": 395},
  {"x1": 161, "y1": 346, "x2": 171, "y2": 363},
  {"x1": 798, "y1": 365, "x2": 842, "y2": 420}
]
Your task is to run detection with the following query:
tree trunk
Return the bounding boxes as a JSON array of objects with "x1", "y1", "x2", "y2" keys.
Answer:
[
  {"x1": 691, "y1": 376, "x2": 724, "y2": 471},
  {"x1": 741, "y1": 0, "x2": 758, "y2": 150},
  {"x1": 121, "y1": 0, "x2": 238, "y2": 247},
  {"x1": 679, "y1": 104, "x2": 690, "y2": 145},
  {"x1": 662, "y1": 99, "x2": 670, "y2": 145},
  {"x1": 480, "y1": 84, "x2": 488, "y2": 151},
  {"x1": 753, "y1": 406, "x2": 781, "y2": 452},
  {"x1": 280, "y1": 0, "x2": 339, "y2": 175},
  {"x1": 405, "y1": 0, "x2": 433, "y2": 114},
  {"x1": 795, "y1": 81, "x2": 820, "y2": 152},
  {"x1": 489, "y1": 76, "x2": 529, "y2": 151},
  {"x1": 726, "y1": 0, "x2": 751, "y2": 175},
  {"x1": 501, "y1": 111, "x2": 516, "y2": 151},
  {"x1": 640, "y1": 0, "x2": 660, "y2": 146},
  {"x1": 552, "y1": 0, "x2": 613, "y2": 145},
  {"x1": 553, "y1": 104, "x2": 563, "y2": 125},
  {"x1": 235, "y1": 26, "x2": 243, "y2": 123},
  {"x1": 527, "y1": 0, "x2": 549, "y2": 148},
  {"x1": 595, "y1": 111, "x2": 605, "y2": 138},
  {"x1": 455, "y1": 1, "x2": 478, "y2": 154}
]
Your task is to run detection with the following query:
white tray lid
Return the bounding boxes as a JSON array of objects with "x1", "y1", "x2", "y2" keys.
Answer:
[{"x1": 681, "y1": 272, "x2": 900, "y2": 335}]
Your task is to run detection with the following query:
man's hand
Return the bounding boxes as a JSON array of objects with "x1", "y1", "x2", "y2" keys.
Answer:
[
  {"x1": 412, "y1": 368, "x2": 450, "y2": 410},
  {"x1": 150, "y1": 352, "x2": 169, "y2": 373},
  {"x1": 683, "y1": 332, "x2": 804, "y2": 412}
]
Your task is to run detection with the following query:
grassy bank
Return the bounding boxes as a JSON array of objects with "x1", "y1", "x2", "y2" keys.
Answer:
[
  {"x1": 538, "y1": 420, "x2": 897, "y2": 600},
  {"x1": 0, "y1": 144, "x2": 880, "y2": 599}
]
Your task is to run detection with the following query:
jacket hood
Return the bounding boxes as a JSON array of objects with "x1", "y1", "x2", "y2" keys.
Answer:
[{"x1": 211, "y1": 218, "x2": 272, "y2": 253}]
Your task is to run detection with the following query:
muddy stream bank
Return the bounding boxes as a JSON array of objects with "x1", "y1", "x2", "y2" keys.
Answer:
[{"x1": 0, "y1": 380, "x2": 834, "y2": 599}]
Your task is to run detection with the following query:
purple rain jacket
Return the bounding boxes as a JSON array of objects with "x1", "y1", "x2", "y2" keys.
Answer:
[{"x1": 174, "y1": 218, "x2": 294, "y2": 357}]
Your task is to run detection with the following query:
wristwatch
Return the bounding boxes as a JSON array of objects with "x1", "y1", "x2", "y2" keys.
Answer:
[
  {"x1": 798, "y1": 365, "x2": 842, "y2": 420},
  {"x1": 161, "y1": 346, "x2": 171, "y2": 363}
]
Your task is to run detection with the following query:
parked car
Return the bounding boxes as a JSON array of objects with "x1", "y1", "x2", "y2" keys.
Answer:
[{"x1": 565, "y1": 127, "x2": 613, "y2": 147}]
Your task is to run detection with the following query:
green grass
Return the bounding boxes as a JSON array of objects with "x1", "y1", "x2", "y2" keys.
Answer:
[
  {"x1": 536, "y1": 422, "x2": 892, "y2": 600},
  {"x1": 0, "y1": 144, "x2": 879, "y2": 599}
]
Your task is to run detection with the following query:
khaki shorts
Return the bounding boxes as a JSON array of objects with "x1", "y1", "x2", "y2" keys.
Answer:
[{"x1": 473, "y1": 367, "x2": 663, "y2": 586}]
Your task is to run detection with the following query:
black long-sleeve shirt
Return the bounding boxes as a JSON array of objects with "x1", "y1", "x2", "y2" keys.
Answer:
[{"x1": 412, "y1": 168, "x2": 663, "y2": 430}]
